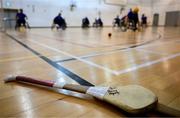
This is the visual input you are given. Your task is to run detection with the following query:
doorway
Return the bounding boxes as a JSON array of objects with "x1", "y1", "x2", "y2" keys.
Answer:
[{"x1": 153, "y1": 13, "x2": 159, "y2": 26}]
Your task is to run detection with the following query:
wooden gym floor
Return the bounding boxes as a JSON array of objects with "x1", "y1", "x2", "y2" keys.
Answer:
[{"x1": 0, "y1": 27, "x2": 180, "y2": 117}]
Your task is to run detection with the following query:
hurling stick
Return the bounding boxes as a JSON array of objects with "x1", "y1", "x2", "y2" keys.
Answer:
[{"x1": 4, "y1": 76, "x2": 180, "y2": 116}]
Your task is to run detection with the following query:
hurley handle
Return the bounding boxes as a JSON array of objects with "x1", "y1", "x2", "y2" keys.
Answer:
[
  {"x1": 4, "y1": 76, "x2": 89, "y2": 94},
  {"x1": 4, "y1": 76, "x2": 54, "y2": 87}
]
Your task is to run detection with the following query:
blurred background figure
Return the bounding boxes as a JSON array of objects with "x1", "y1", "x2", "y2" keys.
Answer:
[
  {"x1": 82, "y1": 17, "x2": 90, "y2": 28},
  {"x1": 113, "y1": 15, "x2": 120, "y2": 27},
  {"x1": 132, "y1": 7, "x2": 140, "y2": 30},
  {"x1": 15, "y1": 9, "x2": 30, "y2": 30},
  {"x1": 127, "y1": 8, "x2": 133, "y2": 23},
  {"x1": 93, "y1": 17, "x2": 103, "y2": 28},
  {"x1": 141, "y1": 14, "x2": 147, "y2": 27},
  {"x1": 51, "y1": 13, "x2": 67, "y2": 30}
]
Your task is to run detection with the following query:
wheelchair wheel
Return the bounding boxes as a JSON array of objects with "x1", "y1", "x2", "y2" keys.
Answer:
[
  {"x1": 62, "y1": 25, "x2": 66, "y2": 30},
  {"x1": 128, "y1": 21, "x2": 137, "y2": 31},
  {"x1": 120, "y1": 21, "x2": 127, "y2": 32},
  {"x1": 120, "y1": 26, "x2": 127, "y2": 32}
]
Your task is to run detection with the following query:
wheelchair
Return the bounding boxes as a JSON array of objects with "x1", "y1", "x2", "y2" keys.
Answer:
[
  {"x1": 92, "y1": 19, "x2": 103, "y2": 28},
  {"x1": 15, "y1": 20, "x2": 30, "y2": 31},
  {"x1": 81, "y1": 23, "x2": 89, "y2": 28},
  {"x1": 51, "y1": 21, "x2": 67, "y2": 30},
  {"x1": 93, "y1": 22, "x2": 103, "y2": 28},
  {"x1": 112, "y1": 16, "x2": 129, "y2": 32},
  {"x1": 119, "y1": 18, "x2": 138, "y2": 32}
]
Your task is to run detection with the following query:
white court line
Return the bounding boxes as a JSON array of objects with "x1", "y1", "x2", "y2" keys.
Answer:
[
  {"x1": 139, "y1": 39, "x2": 180, "y2": 48},
  {"x1": 29, "y1": 40, "x2": 119, "y2": 75},
  {"x1": 11, "y1": 34, "x2": 180, "y2": 76},
  {"x1": 73, "y1": 44, "x2": 168, "y2": 59},
  {"x1": 79, "y1": 47, "x2": 167, "y2": 60},
  {"x1": 30, "y1": 39, "x2": 180, "y2": 76},
  {"x1": 78, "y1": 48, "x2": 132, "y2": 59},
  {"x1": 135, "y1": 48, "x2": 168, "y2": 55},
  {"x1": 116, "y1": 52, "x2": 180, "y2": 75}
]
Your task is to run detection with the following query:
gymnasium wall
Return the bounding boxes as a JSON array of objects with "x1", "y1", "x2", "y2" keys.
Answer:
[
  {"x1": 0, "y1": 1, "x2": 3, "y2": 30},
  {"x1": 1, "y1": 0, "x2": 152, "y2": 27},
  {"x1": 152, "y1": 0, "x2": 180, "y2": 26}
]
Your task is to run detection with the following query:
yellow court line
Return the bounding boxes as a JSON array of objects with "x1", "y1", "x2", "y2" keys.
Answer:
[{"x1": 0, "y1": 54, "x2": 55, "y2": 63}]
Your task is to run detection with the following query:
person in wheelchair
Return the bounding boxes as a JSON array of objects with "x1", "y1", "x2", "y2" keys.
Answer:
[
  {"x1": 125, "y1": 8, "x2": 140, "y2": 31},
  {"x1": 117, "y1": 8, "x2": 140, "y2": 32},
  {"x1": 127, "y1": 9, "x2": 133, "y2": 22},
  {"x1": 113, "y1": 15, "x2": 120, "y2": 27},
  {"x1": 132, "y1": 7, "x2": 140, "y2": 31},
  {"x1": 127, "y1": 9, "x2": 134, "y2": 29},
  {"x1": 51, "y1": 13, "x2": 67, "y2": 30},
  {"x1": 141, "y1": 14, "x2": 147, "y2": 27},
  {"x1": 82, "y1": 17, "x2": 90, "y2": 28},
  {"x1": 15, "y1": 9, "x2": 30, "y2": 30},
  {"x1": 93, "y1": 17, "x2": 103, "y2": 27}
]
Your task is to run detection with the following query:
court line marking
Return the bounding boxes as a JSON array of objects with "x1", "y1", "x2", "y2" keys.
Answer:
[
  {"x1": 55, "y1": 47, "x2": 168, "y2": 63},
  {"x1": 13, "y1": 30, "x2": 162, "y2": 64},
  {"x1": 116, "y1": 52, "x2": 180, "y2": 75},
  {"x1": 54, "y1": 48, "x2": 132, "y2": 63},
  {"x1": 11, "y1": 31, "x2": 179, "y2": 75},
  {"x1": 6, "y1": 33, "x2": 94, "y2": 86},
  {"x1": 54, "y1": 49, "x2": 131, "y2": 63},
  {"x1": 30, "y1": 32, "x2": 130, "y2": 48},
  {"x1": 0, "y1": 56, "x2": 38, "y2": 62},
  {"x1": 28, "y1": 39, "x2": 119, "y2": 75},
  {"x1": 0, "y1": 51, "x2": 19, "y2": 55},
  {"x1": 135, "y1": 48, "x2": 168, "y2": 55},
  {"x1": 8, "y1": 31, "x2": 180, "y2": 75},
  {"x1": 139, "y1": 39, "x2": 180, "y2": 48},
  {"x1": 54, "y1": 35, "x2": 163, "y2": 63},
  {"x1": 29, "y1": 30, "x2": 162, "y2": 48},
  {"x1": 54, "y1": 43, "x2": 168, "y2": 63},
  {"x1": 29, "y1": 38, "x2": 180, "y2": 76},
  {"x1": 0, "y1": 53, "x2": 54, "y2": 63},
  {"x1": 29, "y1": 32, "x2": 96, "y2": 48},
  {"x1": 8, "y1": 33, "x2": 180, "y2": 76}
]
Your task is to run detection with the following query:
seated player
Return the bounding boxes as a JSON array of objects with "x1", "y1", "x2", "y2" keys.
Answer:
[
  {"x1": 93, "y1": 18, "x2": 98, "y2": 27},
  {"x1": 141, "y1": 14, "x2": 147, "y2": 27},
  {"x1": 125, "y1": 7, "x2": 140, "y2": 31},
  {"x1": 51, "y1": 13, "x2": 67, "y2": 30},
  {"x1": 127, "y1": 9, "x2": 134, "y2": 24},
  {"x1": 132, "y1": 7, "x2": 140, "y2": 31},
  {"x1": 15, "y1": 9, "x2": 30, "y2": 30},
  {"x1": 93, "y1": 17, "x2": 103, "y2": 27},
  {"x1": 113, "y1": 15, "x2": 120, "y2": 27},
  {"x1": 82, "y1": 17, "x2": 90, "y2": 28}
]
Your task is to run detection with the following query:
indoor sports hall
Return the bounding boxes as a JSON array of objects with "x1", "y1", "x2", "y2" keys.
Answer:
[{"x1": 0, "y1": 0, "x2": 180, "y2": 117}]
